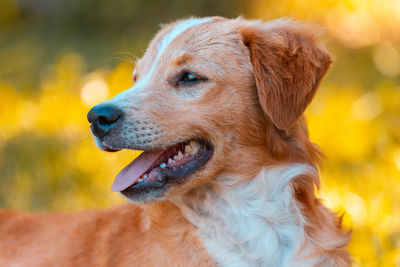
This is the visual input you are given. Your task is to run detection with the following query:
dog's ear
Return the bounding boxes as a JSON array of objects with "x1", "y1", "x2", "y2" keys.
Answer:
[{"x1": 241, "y1": 20, "x2": 332, "y2": 130}]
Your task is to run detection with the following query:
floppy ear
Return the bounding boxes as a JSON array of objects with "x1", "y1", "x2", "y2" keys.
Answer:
[{"x1": 241, "y1": 19, "x2": 332, "y2": 130}]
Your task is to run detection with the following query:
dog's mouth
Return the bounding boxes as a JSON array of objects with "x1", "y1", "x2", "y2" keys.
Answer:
[{"x1": 112, "y1": 140, "x2": 213, "y2": 193}]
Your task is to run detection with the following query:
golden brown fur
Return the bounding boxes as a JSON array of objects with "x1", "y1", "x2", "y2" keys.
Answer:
[
  {"x1": 0, "y1": 204, "x2": 213, "y2": 266},
  {"x1": 0, "y1": 17, "x2": 351, "y2": 266}
]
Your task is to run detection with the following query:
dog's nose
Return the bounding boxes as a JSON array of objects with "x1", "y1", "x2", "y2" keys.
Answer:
[{"x1": 87, "y1": 104, "x2": 122, "y2": 138}]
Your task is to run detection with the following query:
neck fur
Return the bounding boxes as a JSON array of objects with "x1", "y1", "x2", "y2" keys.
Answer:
[{"x1": 174, "y1": 164, "x2": 317, "y2": 267}]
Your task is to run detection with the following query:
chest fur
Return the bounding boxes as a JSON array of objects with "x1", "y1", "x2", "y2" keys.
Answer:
[{"x1": 177, "y1": 164, "x2": 315, "y2": 267}]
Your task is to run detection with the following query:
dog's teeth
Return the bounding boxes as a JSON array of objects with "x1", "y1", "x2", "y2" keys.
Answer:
[
  {"x1": 174, "y1": 155, "x2": 178, "y2": 160},
  {"x1": 143, "y1": 174, "x2": 148, "y2": 179},
  {"x1": 190, "y1": 141, "x2": 201, "y2": 153},
  {"x1": 168, "y1": 158, "x2": 173, "y2": 164},
  {"x1": 177, "y1": 151, "x2": 183, "y2": 160},
  {"x1": 185, "y1": 145, "x2": 193, "y2": 155},
  {"x1": 138, "y1": 177, "x2": 143, "y2": 182},
  {"x1": 185, "y1": 145, "x2": 192, "y2": 154},
  {"x1": 160, "y1": 163, "x2": 166, "y2": 168}
]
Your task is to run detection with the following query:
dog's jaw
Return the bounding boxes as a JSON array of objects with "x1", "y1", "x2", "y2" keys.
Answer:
[{"x1": 116, "y1": 140, "x2": 214, "y2": 203}]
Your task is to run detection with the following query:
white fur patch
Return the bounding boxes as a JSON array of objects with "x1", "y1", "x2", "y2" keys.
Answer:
[
  {"x1": 176, "y1": 164, "x2": 317, "y2": 267},
  {"x1": 140, "y1": 18, "x2": 212, "y2": 87},
  {"x1": 107, "y1": 18, "x2": 212, "y2": 105}
]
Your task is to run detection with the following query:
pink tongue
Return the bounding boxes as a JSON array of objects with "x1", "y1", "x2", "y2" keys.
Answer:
[{"x1": 112, "y1": 150, "x2": 165, "y2": 192}]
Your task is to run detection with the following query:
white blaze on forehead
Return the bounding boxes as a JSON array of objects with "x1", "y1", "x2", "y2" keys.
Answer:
[
  {"x1": 107, "y1": 17, "x2": 213, "y2": 104},
  {"x1": 137, "y1": 17, "x2": 213, "y2": 87}
]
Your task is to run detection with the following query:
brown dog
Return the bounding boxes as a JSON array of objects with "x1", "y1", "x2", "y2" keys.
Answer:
[{"x1": 0, "y1": 17, "x2": 351, "y2": 266}]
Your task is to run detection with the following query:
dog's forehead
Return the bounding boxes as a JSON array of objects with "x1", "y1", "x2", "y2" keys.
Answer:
[{"x1": 137, "y1": 17, "x2": 234, "y2": 71}]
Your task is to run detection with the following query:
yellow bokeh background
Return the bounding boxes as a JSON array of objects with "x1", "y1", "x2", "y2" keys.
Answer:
[{"x1": 1, "y1": 0, "x2": 400, "y2": 265}]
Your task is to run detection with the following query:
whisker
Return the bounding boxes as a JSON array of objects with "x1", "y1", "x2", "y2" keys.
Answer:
[{"x1": 106, "y1": 56, "x2": 136, "y2": 66}]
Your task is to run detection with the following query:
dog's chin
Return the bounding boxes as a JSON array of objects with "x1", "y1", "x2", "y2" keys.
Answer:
[
  {"x1": 91, "y1": 133, "x2": 122, "y2": 152},
  {"x1": 112, "y1": 139, "x2": 213, "y2": 204}
]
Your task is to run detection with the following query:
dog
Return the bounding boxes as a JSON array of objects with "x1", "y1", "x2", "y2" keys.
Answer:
[{"x1": 0, "y1": 17, "x2": 351, "y2": 266}]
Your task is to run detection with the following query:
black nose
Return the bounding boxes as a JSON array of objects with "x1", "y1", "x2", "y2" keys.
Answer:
[{"x1": 87, "y1": 104, "x2": 122, "y2": 138}]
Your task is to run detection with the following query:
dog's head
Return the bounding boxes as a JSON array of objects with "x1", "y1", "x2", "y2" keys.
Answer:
[{"x1": 88, "y1": 17, "x2": 331, "y2": 203}]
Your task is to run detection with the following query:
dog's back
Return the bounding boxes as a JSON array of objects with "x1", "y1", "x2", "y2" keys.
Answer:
[{"x1": 0, "y1": 204, "x2": 214, "y2": 266}]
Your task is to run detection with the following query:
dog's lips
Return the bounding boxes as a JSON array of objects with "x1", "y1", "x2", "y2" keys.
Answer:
[{"x1": 112, "y1": 140, "x2": 212, "y2": 192}]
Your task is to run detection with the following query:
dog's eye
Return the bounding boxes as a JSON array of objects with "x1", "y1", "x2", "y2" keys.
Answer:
[{"x1": 180, "y1": 72, "x2": 199, "y2": 84}]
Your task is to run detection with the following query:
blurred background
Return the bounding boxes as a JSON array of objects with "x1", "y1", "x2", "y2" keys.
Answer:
[{"x1": 0, "y1": 0, "x2": 399, "y2": 265}]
